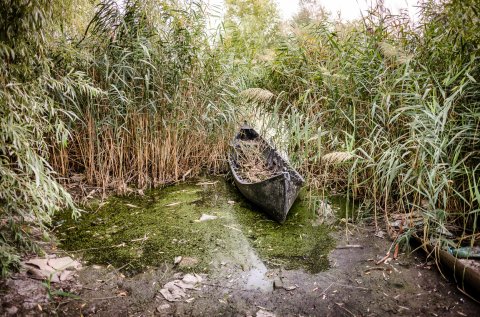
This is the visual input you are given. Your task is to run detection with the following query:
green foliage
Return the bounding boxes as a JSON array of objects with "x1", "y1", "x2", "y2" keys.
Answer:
[
  {"x1": 222, "y1": 0, "x2": 280, "y2": 72},
  {"x1": 1, "y1": 0, "x2": 479, "y2": 277},
  {"x1": 253, "y1": 0, "x2": 480, "y2": 249},
  {"x1": 51, "y1": 0, "x2": 234, "y2": 189},
  {"x1": 0, "y1": 244, "x2": 20, "y2": 277},
  {"x1": 0, "y1": 0, "x2": 90, "y2": 276}
]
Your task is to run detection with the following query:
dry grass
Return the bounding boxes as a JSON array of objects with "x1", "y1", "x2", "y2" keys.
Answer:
[
  {"x1": 239, "y1": 88, "x2": 275, "y2": 103},
  {"x1": 233, "y1": 139, "x2": 278, "y2": 183},
  {"x1": 52, "y1": 112, "x2": 231, "y2": 192}
]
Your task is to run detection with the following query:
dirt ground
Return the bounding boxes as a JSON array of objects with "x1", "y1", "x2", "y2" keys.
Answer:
[{"x1": 2, "y1": 223, "x2": 479, "y2": 316}]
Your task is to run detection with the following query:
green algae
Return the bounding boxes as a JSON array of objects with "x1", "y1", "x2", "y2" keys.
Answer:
[
  {"x1": 329, "y1": 194, "x2": 360, "y2": 222},
  {"x1": 231, "y1": 192, "x2": 334, "y2": 273},
  {"x1": 54, "y1": 178, "x2": 337, "y2": 275}
]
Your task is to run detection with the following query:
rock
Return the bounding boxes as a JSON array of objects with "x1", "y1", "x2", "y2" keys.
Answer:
[
  {"x1": 48, "y1": 256, "x2": 81, "y2": 270},
  {"x1": 160, "y1": 282, "x2": 186, "y2": 302},
  {"x1": 24, "y1": 258, "x2": 55, "y2": 273},
  {"x1": 178, "y1": 257, "x2": 198, "y2": 268},
  {"x1": 159, "y1": 274, "x2": 203, "y2": 302},
  {"x1": 196, "y1": 214, "x2": 218, "y2": 222},
  {"x1": 26, "y1": 267, "x2": 60, "y2": 283},
  {"x1": 273, "y1": 278, "x2": 283, "y2": 289},
  {"x1": 24, "y1": 257, "x2": 80, "y2": 282},
  {"x1": 256, "y1": 309, "x2": 276, "y2": 317},
  {"x1": 6, "y1": 306, "x2": 18, "y2": 315},
  {"x1": 179, "y1": 274, "x2": 202, "y2": 288},
  {"x1": 174, "y1": 256, "x2": 182, "y2": 265}
]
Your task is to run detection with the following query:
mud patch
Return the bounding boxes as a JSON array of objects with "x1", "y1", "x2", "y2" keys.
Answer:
[
  {"x1": 3, "y1": 178, "x2": 479, "y2": 316},
  {"x1": 19, "y1": 223, "x2": 478, "y2": 317}
]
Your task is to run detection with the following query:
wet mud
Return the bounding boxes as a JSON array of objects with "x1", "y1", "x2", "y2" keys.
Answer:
[{"x1": 2, "y1": 178, "x2": 479, "y2": 316}]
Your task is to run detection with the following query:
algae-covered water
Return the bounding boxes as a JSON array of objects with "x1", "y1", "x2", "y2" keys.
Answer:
[{"x1": 54, "y1": 178, "x2": 337, "y2": 276}]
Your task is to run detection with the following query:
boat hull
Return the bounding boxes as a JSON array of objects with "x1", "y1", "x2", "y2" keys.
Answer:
[{"x1": 228, "y1": 126, "x2": 304, "y2": 223}]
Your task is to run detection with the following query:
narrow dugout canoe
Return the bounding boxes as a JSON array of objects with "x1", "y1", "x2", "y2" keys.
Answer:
[{"x1": 228, "y1": 125, "x2": 305, "y2": 223}]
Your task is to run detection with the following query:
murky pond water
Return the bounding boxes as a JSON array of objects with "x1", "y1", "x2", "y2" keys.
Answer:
[{"x1": 54, "y1": 178, "x2": 338, "y2": 281}]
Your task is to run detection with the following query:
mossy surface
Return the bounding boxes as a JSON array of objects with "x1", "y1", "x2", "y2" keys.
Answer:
[
  {"x1": 329, "y1": 194, "x2": 359, "y2": 221},
  {"x1": 231, "y1": 191, "x2": 334, "y2": 273},
  {"x1": 54, "y1": 178, "x2": 336, "y2": 275}
]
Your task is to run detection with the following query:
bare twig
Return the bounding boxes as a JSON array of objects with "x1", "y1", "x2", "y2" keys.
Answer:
[{"x1": 336, "y1": 245, "x2": 363, "y2": 249}]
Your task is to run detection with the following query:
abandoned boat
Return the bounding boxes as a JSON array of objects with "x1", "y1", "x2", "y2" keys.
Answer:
[{"x1": 228, "y1": 125, "x2": 305, "y2": 223}]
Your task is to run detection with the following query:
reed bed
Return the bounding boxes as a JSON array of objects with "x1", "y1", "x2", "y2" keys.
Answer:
[
  {"x1": 64, "y1": 115, "x2": 230, "y2": 190},
  {"x1": 1, "y1": 0, "x2": 236, "y2": 274},
  {"x1": 249, "y1": 0, "x2": 480, "y2": 266},
  {"x1": 47, "y1": 0, "x2": 236, "y2": 191}
]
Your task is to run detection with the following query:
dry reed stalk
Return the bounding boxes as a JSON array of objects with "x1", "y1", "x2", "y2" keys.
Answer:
[
  {"x1": 55, "y1": 109, "x2": 232, "y2": 193},
  {"x1": 321, "y1": 152, "x2": 354, "y2": 164},
  {"x1": 50, "y1": 139, "x2": 69, "y2": 179}
]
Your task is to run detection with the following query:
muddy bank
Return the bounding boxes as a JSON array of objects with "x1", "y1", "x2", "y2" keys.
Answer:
[
  {"x1": 2, "y1": 226, "x2": 478, "y2": 316},
  {"x1": 1, "y1": 178, "x2": 479, "y2": 316}
]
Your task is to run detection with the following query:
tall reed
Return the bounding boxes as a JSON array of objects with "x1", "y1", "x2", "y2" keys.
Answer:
[
  {"x1": 252, "y1": 0, "x2": 479, "y2": 252},
  {"x1": 0, "y1": 0, "x2": 97, "y2": 275},
  {"x1": 50, "y1": 0, "x2": 237, "y2": 191}
]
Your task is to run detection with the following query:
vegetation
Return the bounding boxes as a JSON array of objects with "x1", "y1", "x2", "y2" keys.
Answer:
[
  {"x1": 0, "y1": 0, "x2": 83, "y2": 276},
  {"x1": 1, "y1": 0, "x2": 479, "y2": 278},
  {"x1": 50, "y1": 0, "x2": 232, "y2": 189},
  {"x1": 258, "y1": 0, "x2": 480, "y2": 255}
]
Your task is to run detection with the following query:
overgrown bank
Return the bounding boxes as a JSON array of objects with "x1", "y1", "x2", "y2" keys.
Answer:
[
  {"x1": 258, "y1": 0, "x2": 480, "y2": 263},
  {"x1": 1, "y1": 0, "x2": 235, "y2": 274},
  {"x1": 1, "y1": 0, "x2": 479, "y2": 284}
]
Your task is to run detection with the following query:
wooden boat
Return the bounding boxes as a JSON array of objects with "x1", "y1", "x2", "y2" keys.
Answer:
[{"x1": 228, "y1": 125, "x2": 305, "y2": 223}]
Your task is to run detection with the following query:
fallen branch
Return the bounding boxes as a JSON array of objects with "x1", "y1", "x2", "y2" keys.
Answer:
[
  {"x1": 69, "y1": 243, "x2": 126, "y2": 253},
  {"x1": 336, "y1": 245, "x2": 363, "y2": 249},
  {"x1": 222, "y1": 224, "x2": 242, "y2": 232},
  {"x1": 375, "y1": 254, "x2": 390, "y2": 265},
  {"x1": 376, "y1": 240, "x2": 397, "y2": 265}
]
